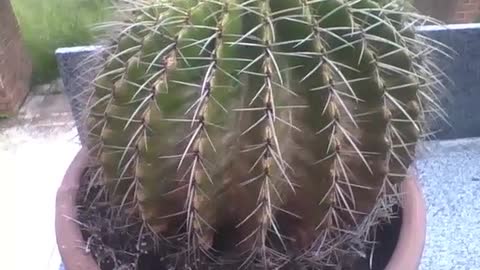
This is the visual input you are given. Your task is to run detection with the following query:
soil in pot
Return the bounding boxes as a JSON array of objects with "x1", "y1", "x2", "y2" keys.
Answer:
[
  {"x1": 74, "y1": 169, "x2": 162, "y2": 270},
  {"x1": 353, "y1": 205, "x2": 403, "y2": 270},
  {"x1": 75, "y1": 167, "x2": 405, "y2": 270}
]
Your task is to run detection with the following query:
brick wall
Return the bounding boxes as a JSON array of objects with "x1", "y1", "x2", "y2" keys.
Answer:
[
  {"x1": 0, "y1": 0, "x2": 32, "y2": 116},
  {"x1": 415, "y1": 0, "x2": 480, "y2": 24},
  {"x1": 452, "y1": 0, "x2": 480, "y2": 23}
]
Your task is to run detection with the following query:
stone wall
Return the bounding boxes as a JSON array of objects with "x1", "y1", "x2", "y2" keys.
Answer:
[{"x1": 0, "y1": 0, "x2": 32, "y2": 116}]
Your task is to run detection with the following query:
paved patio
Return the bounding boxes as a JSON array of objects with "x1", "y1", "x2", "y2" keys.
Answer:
[{"x1": 0, "y1": 93, "x2": 80, "y2": 270}]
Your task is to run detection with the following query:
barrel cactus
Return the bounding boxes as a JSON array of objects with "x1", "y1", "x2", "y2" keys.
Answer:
[{"x1": 82, "y1": 0, "x2": 447, "y2": 268}]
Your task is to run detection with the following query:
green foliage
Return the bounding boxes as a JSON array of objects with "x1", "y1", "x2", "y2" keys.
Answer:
[
  {"x1": 83, "y1": 0, "x2": 448, "y2": 269},
  {"x1": 11, "y1": 0, "x2": 112, "y2": 84}
]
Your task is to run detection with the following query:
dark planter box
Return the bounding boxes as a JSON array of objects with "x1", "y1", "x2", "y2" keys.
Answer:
[
  {"x1": 418, "y1": 23, "x2": 480, "y2": 141},
  {"x1": 56, "y1": 24, "x2": 480, "y2": 143},
  {"x1": 55, "y1": 46, "x2": 103, "y2": 144}
]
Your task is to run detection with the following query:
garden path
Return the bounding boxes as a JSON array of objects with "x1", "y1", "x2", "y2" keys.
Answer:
[{"x1": 0, "y1": 92, "x2": 80, "y2": 270}]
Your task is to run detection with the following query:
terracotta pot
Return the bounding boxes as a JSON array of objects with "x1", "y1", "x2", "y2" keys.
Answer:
[
  {"x1": 384, "y1": 169, "x2": 427, "y2": 270},
  {"x1": 55, "y1": 148, "x2": 100, "y2": 270},
  {"x1": 55, "y1": 149, "x2": 427, "y2": 270}
]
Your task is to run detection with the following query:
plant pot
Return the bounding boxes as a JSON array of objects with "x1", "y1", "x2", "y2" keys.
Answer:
[
  {"x1": 55, "y1": 148, "x2": 99, "y2": 270},
  {"x1": 55, "y1": 148, "x2": 427, "y2": 270},
  {"x1": 354, "y1": 168, "x2": 427, "y2": 270},
  {"x1": 384, "y1": 169, "x2": 427, "y2": 270}
]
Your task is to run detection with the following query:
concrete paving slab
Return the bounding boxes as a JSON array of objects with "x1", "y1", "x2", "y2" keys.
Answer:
[{"x1": 0, "y1": 93, "x2": 80, "y2": 270}]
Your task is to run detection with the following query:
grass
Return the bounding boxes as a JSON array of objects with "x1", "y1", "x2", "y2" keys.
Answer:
[{"x1": 11, "y1": 0, "x2": 112, "y2": 84}]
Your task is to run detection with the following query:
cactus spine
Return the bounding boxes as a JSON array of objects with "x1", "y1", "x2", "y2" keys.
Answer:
[{"x1": 83, "y1": 0, "x2": 446, "y2": 268}]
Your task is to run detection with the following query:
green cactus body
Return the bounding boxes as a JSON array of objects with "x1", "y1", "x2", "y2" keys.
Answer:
[{"x1": 84, "y1": 0, "x2": 444, "y2": 268}]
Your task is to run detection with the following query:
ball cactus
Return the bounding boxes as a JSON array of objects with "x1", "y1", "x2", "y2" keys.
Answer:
[{"x1": 82, "y1": 0, "x2": 447, "y2": 268}]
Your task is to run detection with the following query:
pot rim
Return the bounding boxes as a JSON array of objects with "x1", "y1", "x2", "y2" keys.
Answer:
[
  {"x1": 55, "y1": 148, "x2": 427, "y2": 270},
  {"x1": 55, "y1": 148, "x2": 100, "y2": 270},
  {"x1": 385, "y1": 167, "x2": 427, "y2": 270}
]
